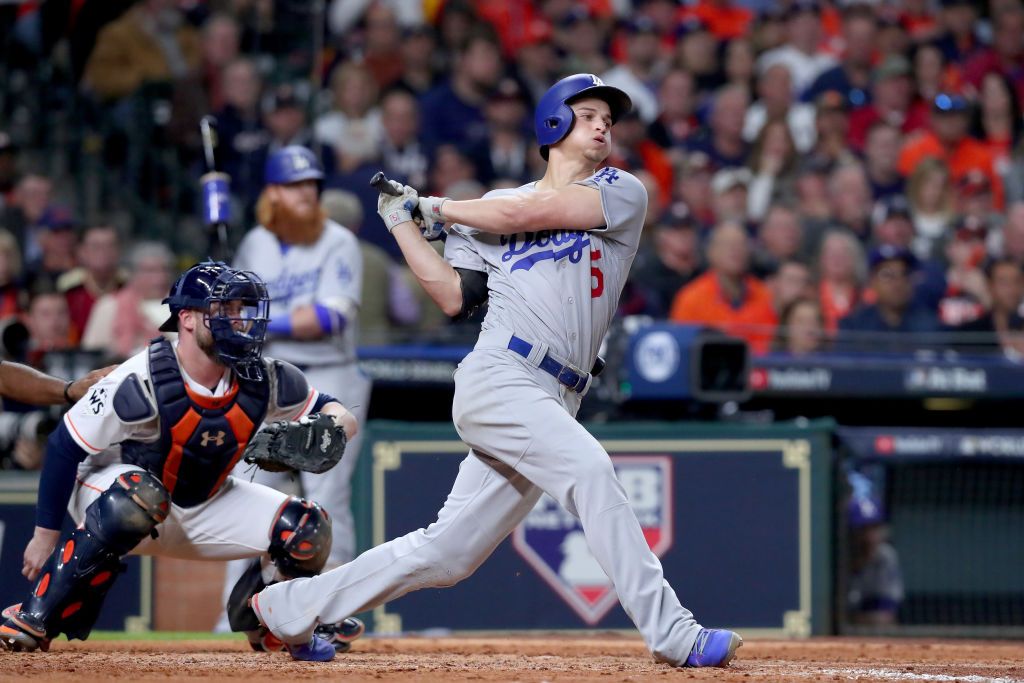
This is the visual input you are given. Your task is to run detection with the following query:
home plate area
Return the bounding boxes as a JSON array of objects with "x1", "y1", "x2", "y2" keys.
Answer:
[{"x1": 4, "y1": 636, "x2": 1024, "y2": 682}]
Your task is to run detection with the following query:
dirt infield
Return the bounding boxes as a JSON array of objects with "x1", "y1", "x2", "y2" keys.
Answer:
[{"x1": 3, "y1": 636, "x2": 1024, "y2": 682}]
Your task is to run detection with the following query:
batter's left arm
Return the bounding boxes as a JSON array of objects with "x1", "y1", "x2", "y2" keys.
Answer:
[{"x1": 422, "y1": 184, "x2": 605, "y2": 236}]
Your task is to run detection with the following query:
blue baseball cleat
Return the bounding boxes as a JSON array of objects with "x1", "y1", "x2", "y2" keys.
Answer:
[
  {"x1": 285, "y1": 635, "x2": 337, "y2": 662},
  {"x1": 685, "y1": 628, "x2": 742, "y2": 667}
]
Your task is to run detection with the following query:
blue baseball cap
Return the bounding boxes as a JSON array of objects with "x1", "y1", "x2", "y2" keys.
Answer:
[{"x1": 933, "y1": 92, "x2": 970, "y2": 114}]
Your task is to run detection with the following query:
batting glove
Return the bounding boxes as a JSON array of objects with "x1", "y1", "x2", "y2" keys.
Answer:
[
  {"x1": 377, "y1": 181, "x2": 419, "y2": 232},
  {"x1": 418, "y1": 196, "x2": 449, "y2": 240}
]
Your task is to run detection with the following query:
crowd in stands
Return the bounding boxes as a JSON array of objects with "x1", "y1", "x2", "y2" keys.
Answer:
[{"x1": 1, "y1": 0, "x2": 1024, "y2": 458}]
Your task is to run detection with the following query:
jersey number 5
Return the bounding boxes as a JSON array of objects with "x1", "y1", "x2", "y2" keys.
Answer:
[{"x1": 591, "y1": 249, "x2": 604, "y2": 298}]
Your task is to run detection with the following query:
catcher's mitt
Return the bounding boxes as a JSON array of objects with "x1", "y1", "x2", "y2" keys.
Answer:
[{"x1": 242, "y1": 413, "x2": 347, "y2": 474}]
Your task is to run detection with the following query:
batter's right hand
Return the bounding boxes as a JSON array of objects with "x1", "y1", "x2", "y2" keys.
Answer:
[
  {"x1": 377, "y1": 180, "x2": 419, "y2": 233},
  {"x1": 23, "y1": 527, "x2": 60, "y2": 581}
]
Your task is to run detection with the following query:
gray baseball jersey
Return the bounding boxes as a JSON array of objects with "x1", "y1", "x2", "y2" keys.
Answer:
[
  {"x1": 234, "y1": 219, "x2": 362, "y2": 367},
  {"x1": 252, "y1": 167, "x2": 705, "y2": 666},
  {"x1": 445, "y1": 166, "x2": 645, "y2": 369}
]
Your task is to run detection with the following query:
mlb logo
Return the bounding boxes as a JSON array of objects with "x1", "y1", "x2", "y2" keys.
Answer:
[{"x1": 512, "y1": 456, "x2": 673, "y2": 625}]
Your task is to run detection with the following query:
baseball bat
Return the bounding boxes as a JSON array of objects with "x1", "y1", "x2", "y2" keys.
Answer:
[{"x1": 199, "y1": 116, "x2": 232, "y2": 261}]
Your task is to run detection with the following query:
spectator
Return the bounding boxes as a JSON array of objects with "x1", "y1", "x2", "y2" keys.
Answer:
[
  {"x1": 771, "y1": 297, "x2": 827, "y2": 355},
  {"x1": 898, "y1": 93, "x2": 1002, "y2": 209},
  {"x1": 214, "y1": 57, "x2": 267, "y2": 211},
  {"x1": 320, "y1": 189, "x2": 429, "y2": 341},
  {"x1": 428, "y1": 144, "x2": 478, "y2": 196},
  {"x1": 932, "y1": 0, "x2": 982, "y2": 65},
  {"x1": 419, "y1": 26, "x2": 502, "y2": 152},
  {"x1": 328, "y1": 0, "x2": 423, "y2": 38},
  {"x1": 0, "y1": 132, "x2": 18, "y2": 207},
  {"x1": 315, "y1": 61, "x2": 384, "y2": 173},
  {"x1": 839, "y1": 245, "x2": 941, "y2": 348},
  {"x1": 864, "y1": 123, "x2": 906, "y2": 200},
  {"x1": 804, "y1": 5, "x2": 877, "y2": 107},
  {"x1": 828, "y1": 162, "x2": 873, "y2": 241},
  {"x1": 481, "y1": 78, "x2": 533, "y2": 186},
  {"x1": 808, "y1": 90, "x2": 856, "y2": 169},
  {"x1": 818, "y1": 229, "x2": 866, "y2": 333},
  {"x1": 757, "y1": 0, "x2": 836, "y2": 97},
  {"x1": 937, "y1": 218, "x2": 990, "y2": 327},
  {"x1": 558, "y1": 8, "x2": 611, "y2": 76},
  {"x1": 648, "y1": 69, "x2": 698, "y2": 152},
  {"x1": 999, "y1": 202, "x2": 1024, "y2": 266},
  {"x1": 912, "y1": 43, "x2": 952, "y2": 107},
  {"x1": 82, "y1": 0, "x2": 200, "y2": 103},
  {"x1": 684, "y1": 84, "x2": 750, "y2": 169},
  {"x1": 955, "y1": 170, "x2": 1000, "y2": 232},
  {"x1": 669, "y1": 221, "x2": 777, "y2": 353},
  {"x1": 23, "y1": 287, "x2": 75, "y2": 368},
  {"x1": 907, "y1": 157, "x2": 955, "y2": 260},
  {"x1": 769, "y1": 259, "x2": 816, "y2": 316},
  {"x1": 607, "y1": 110, "x2": 673, "y2": 205},
  {"x1": 622, "y1": 203, "x2": 703, "y2": 317},
  {"x1": 723, "y1": 37, "x2": 756, "y2": 93},
  {"x1": 81, "y1": 241, "x2": 175, "y2": 358},
  {"x1": 743, "y1": 63, "x2": 817, "y2": 154},
  {"x1": 22, "y1": 207, "x2": 78, "y2": 295},
  {"x1": 795, "y1": 158, "x2": 834, "y2": 223},
  {"x1": 675, "y1": 151, "x2": 716, "y2": 230},
  {"x1": 513, "y1": 27, "x2": 560, "y2": 106},
  {"x1": 1, "y1": 174, "x2": 52, "y2": 265},
  {"x1": 972, "y1": 72, "x2": 1022, "y2": 175},
  {"x1": 755, "y1": 205, "x2": 805, "y2": 275},
  {"x1": 962, "y1": 5, "x2": 1024, "y2": 105},
  {"x1": 601, "y1": 18, "x2": 664, "y2": 124},
  {"x1": 378, "y1": 89, "x2": 430, "y2": 191},
  {"x1": 257, "y1": 83, "x2": 337, "y2": 189},
  {"x1": 957, "y1": 257, "x2": 1024, "y2": 350},
  {"x1": 394, "y1": 24, "x2": 441, "y2": 96},
  {"x1": 57, "y1": 225, "x2": 124, "y2": 338},
  {"x1": 871, "y1": 193, "x2": 947, "y2": 308},
  {"x1": 360, "y1": 3, "x2": 405, "y2": 90},
  {"x1": 0, "y1": 229, "x2": 24, "y2": 318},
  {"x1": 674, "y1": 18, "x2": 721, "y2": 94},
  {"x1": 711, "y1": 167, "x2": 752, "y2": 224},
  {"x1": 198, "y1": 13, "x2": 240, "y2": 113},
  {"x1": 747, "y1": 119, "x2": 800, "y2": 221},
  {"x1": 847, "y1": 55, "x2": 927, "y2": 151}
]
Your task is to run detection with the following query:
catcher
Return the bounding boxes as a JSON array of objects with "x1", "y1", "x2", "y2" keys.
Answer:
[{"x1": 0, "y1": 261, "x2": 361, "y2": 661}]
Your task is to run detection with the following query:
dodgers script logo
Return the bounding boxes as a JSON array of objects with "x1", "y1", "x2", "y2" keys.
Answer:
[
  {"x1": 500, "y1": 230, "x2": 590, "y2": 273},
  {"x1": 512, "y1": 456, "x2": 673, "y2": 625}
]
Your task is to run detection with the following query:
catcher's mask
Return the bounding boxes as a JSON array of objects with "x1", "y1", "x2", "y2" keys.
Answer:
[{"x1": 161, "y1": 261, "x2": 271, "y2": 381}]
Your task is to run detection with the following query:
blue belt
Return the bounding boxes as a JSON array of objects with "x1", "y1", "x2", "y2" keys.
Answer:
[{"x1": 507, "y1": 335, "x2": 590, "y2": 393}]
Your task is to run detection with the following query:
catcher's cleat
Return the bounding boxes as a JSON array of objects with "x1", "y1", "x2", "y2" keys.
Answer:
[
  {"x1": 285, "y1": 635, "x2": 336, "y2": 662},
  {"x1": 684, "y1": 628, "x2": 742, "y2": 668},
  {"x1": 0, "y1": 606, "x2": 50, "y2": 653},
  {"x1": 314, "y1": 617, "x2": 365, "y2": 653},
  {"x1": 245, "y1": 626, "x2": 285, "y2": 653}
]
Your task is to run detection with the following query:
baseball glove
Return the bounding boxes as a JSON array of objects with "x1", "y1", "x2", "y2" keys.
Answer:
[{"x1": 242, "y1": 413, "x2": 347, "y2": 474}]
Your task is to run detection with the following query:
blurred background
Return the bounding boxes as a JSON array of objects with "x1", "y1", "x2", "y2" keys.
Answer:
[{"x1": 0, "y1": 0, "x2": 1023, "y2": 641}]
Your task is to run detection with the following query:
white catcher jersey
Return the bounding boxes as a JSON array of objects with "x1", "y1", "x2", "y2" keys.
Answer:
[
  {"x1": 444, "y1": 167, "x2": 646, "y2": 369},
  {"x1": 234, "y1": 219, "x2": 362, "y2": 367},
  {"x1": 64, "y1": 345, "x2": 319, "y2": 458}
]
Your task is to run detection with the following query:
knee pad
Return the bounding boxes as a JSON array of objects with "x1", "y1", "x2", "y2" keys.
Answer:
[
  {"x1": 18, "y1": 470, "x2": 169, "y2": 641},
  {"x1": 268, "y1": 497, "x2": 331, "y2": 579},
  {"x1": 86, "y1": 470, "x2": 169, "y2": 555}
]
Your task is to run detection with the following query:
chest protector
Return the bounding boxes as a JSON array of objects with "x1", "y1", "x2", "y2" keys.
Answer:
[{"x1": 121, "y1": 339, "x2": 270, "y2": 507}]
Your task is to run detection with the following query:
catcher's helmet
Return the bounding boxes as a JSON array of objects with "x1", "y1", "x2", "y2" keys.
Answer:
[
  {"x1": 534, "y1": 74, "x2": 632, "y2": 160},
  {"x1": 264, "y1": 145, "x2": 324, "y2": 185},
  {"x1": 160, "y1": 261, "x2": 271, "y2": 380}
]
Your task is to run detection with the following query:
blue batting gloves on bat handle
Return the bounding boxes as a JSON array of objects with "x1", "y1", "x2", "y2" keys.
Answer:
[{"x1": 417, "y1": 196, "x2": 448, "y2": 241}]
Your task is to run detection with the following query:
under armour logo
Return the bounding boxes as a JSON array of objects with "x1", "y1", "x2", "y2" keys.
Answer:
[{"x1": 200, "y1": 430, "x2": 226, "y2": 447}]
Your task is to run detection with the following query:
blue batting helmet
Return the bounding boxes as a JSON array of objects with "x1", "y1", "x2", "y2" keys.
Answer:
[
  {"x1": 264, "y1": 145, "x2": 324, "y2": 185},
  {"x1": 534, "y1": 74, "x2": 632, "y2": 160},
  {"x1": 160, "y1": 261, "x2": 271, "y2": 380}
]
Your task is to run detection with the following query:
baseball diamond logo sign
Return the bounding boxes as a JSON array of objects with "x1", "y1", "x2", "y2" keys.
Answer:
[{"x1": 512, "y1": 456, "x2": 673, "y2": 625}]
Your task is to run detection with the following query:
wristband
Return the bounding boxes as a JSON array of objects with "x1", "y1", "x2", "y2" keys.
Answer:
[
  {"x1": 267, "y1": 315, "x2": 293, "y2": 337},
  {"x1": 63, "y1": 380, "x2": 74, "y2": 405}
]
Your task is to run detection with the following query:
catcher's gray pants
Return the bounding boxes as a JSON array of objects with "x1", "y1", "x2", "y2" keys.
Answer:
[{"x1": 253, "y1": 349, "x2": 702, "y2": 665}]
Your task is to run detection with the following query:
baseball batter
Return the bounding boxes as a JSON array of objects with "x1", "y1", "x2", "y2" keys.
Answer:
[
  {"x1": 0, "y1": 262, "x2": 359, "y2": 661},
  {"x1": 250, "y1": 74, "x2": 742, "y2": 668},
  {"x1": 230, "y1": 145, "x2": 369, "y2": 570}
]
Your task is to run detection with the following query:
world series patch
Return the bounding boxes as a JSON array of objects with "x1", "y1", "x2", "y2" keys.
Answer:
[{"x1": 512, "y1": 456, "x2": 673, "y2": 624}]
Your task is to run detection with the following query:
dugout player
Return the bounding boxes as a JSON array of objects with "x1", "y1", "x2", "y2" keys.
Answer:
[
  {"x1": 0, "y1": 262, "x2": 360, "y2": 661},
  {"x1": 218, "y1": 147, "x2": 369, "y2": 626},
  {"x1": 249, "y1": 75, "x2": 743, "y2": 668}
]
